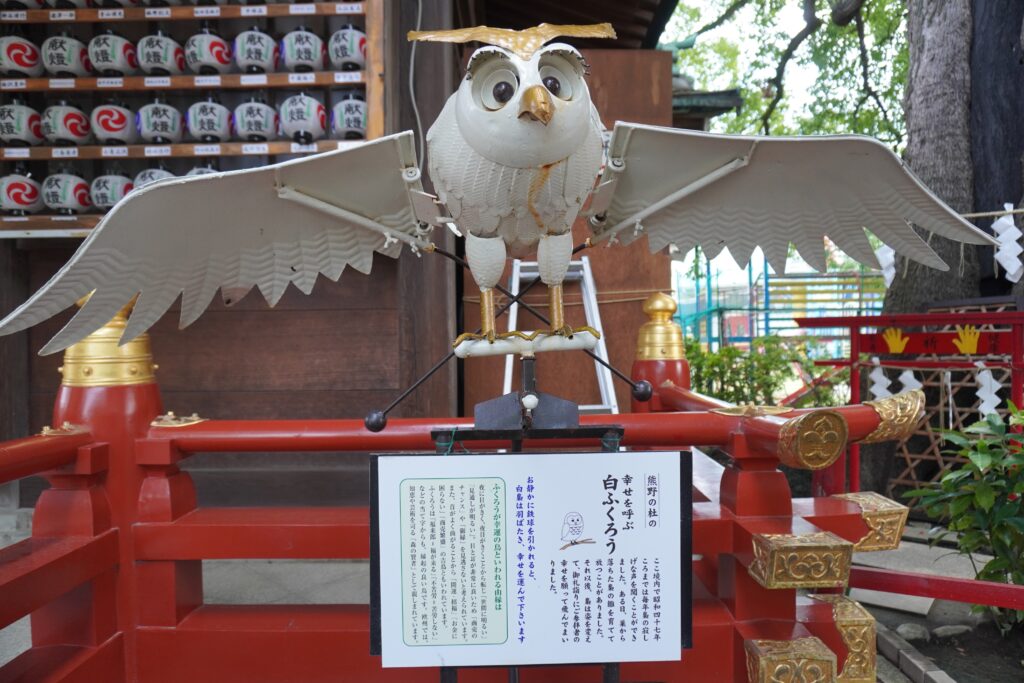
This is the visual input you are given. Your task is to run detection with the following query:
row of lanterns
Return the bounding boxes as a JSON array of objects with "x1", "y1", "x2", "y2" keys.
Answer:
[
  {"x1": 1, "y1": 91, "x2": 366, "y2": 144},
  {"x1": 0, "y1": 24, "x2": 365, "y2": 77},
  {"x1": 6, "y1": 0, "x2": 336, "y2": 7},
  {"x1": 2, "y1": 162, "x2": 225, "y2": 214}
]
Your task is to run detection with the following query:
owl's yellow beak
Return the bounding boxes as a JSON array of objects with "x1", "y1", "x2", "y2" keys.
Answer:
[{"x1": 518, "y1": 84, "x2": 553, "y2": 125}]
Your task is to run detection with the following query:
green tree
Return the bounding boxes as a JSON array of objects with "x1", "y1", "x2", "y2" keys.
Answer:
[{"x1": 665, "y1": 0, "x2": 907, "y2": 146}]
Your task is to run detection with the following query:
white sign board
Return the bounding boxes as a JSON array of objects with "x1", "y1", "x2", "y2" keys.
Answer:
[{"x1": 374, "y1": 451, "x2": 686, "y2": 668}]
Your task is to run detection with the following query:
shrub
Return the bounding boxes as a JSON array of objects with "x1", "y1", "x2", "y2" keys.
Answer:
[{"x1": 905, "y1": 408, "x2": 1024, "y2": 632}]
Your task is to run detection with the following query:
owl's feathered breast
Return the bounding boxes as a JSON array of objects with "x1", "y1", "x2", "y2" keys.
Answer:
[{"x1": 426, "y1": 97, "x2": 604, "y2": 254}]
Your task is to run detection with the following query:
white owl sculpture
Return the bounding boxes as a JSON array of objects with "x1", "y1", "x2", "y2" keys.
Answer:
[{"x1": 0, "y1": 23, "x2": 996, "y2": 358}]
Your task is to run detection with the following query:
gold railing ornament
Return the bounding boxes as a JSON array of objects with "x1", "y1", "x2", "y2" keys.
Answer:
[
  {"x1": 744, "y1": 637, "x2": 837, "y2": 683},
  {"x1": 635, "y1": 292, "x2": 686, "y2": 361},
  {"x1": 810, "y1": 595, "x2": 876, "y2": 683},
  {"x1": 861, "y1": 389, "x2": 925, "y2": 443},
  {"x1": 710, "y1": 404, "x2": 793, "y2": 417},
  {"x1": 59, "y1": 295, "x2": 157, "y2": 388},
  {"x1": 777, "y1": 410, "x2": 849, "y2": 470},
  {"x1": 151, "y1": 412, "x2": 206, "y2": 428},
  {"x1": 39, "y1": 421, "x2": 87, "y2": 436},
  {"x1": 833, "y1": 491, "x2": 910, "y2": 551},
  {"x1": 748, "y1": 531, "x2": 853, "y2": 589}
]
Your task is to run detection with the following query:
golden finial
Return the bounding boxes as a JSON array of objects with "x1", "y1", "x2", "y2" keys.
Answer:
[
  {"x1": 59, "y1": 295, "x2": 157, "y2": 387},
  {"x1": 408, "y1": 23, "x2": 616, "y2": 61},
  {"x1": 635, "y1": 292, "x2": 685, "y2": 361}
]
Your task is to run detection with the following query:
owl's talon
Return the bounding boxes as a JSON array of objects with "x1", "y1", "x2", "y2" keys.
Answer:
[
  {"x1": 548, "y1": 325, "x2": 601, "y2": 340},
  {"x1": 452, "y1": 330, "x2": 497, "y2": 347}
]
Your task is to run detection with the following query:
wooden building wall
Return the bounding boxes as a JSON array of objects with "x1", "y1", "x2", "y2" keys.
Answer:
[
  {"x1": 9, "y1": 1, "x2": 459, "y2": 507},
  {"x1": 462, "y1": 49, "x2": 675, "y2": 413}
]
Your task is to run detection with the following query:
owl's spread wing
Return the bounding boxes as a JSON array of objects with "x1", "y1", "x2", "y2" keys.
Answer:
[
  {"x1": 0, "y1": 132, "x2": 427, "y2": 355},
  {"x1": 591, "y1": 122, "x2": 995, "y2": 272}
]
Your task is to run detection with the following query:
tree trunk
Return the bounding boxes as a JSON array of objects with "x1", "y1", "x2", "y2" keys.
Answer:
[{"x1": 883, "y1": 0, "x2": 978, "y2": 314}]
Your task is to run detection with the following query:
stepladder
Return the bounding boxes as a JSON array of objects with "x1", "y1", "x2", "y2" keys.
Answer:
[{"x1": 502, "y1": 255, "x2": 619, "y2": 414}]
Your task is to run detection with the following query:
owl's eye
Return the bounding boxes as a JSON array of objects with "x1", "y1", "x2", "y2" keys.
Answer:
[
  {"x1": 492, "y1": 81, "x2": 515, "y2": 104},
  {"x1": 540, "y1": 64, "x2": 573, "y2": 100},
  {"x1": 480, "y1": 67, "x2": 519, "y2": 110}
]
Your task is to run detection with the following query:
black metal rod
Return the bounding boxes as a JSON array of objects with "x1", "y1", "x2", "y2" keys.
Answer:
[
  {"x1": 432, "y1": 242, "x2": 644, "y2": 393},
  {"x1": 379, "y1": 251, "x2": 569, "y2": 417}
]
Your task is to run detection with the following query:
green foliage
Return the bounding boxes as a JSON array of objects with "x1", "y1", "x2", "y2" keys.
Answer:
[
  {"x1": 686, "y1": 335, "x2": 808, "y2": 405},
  {"x1": 904, "y1": 407, "x2": 1024, "y2": 632},
  {"x1": 666, "y1": 0, "x2": 907, "y2": 146}
]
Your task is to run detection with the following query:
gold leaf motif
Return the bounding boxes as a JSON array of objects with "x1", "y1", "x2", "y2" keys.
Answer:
[
  {"x1": 408, "y1": 23, "x2": 617, "y2": 61},
  {"x1": 745, "y1": 637, "x2": 837, "y2": 683},
  {"x1": 150, "y1": 412, "x2": 206, "y2": 428},
  {"x1": 862, "y1": 390, "x2": 925, "y2": 443},
  {"x1": 710, "y1": 404, "x2": 793, "y2": 417},
  {"x1": 749, "y1": 532, "x2": 853, "y2": 589},
  {"x1": 810, "y1": 595, "x2": 876, "y2": 682},
  {"x1": 777, "y1": 410, "x2": 848, "y2": 470},
  {"x1": 834, "y1": 491, "x2": 909, "y2": 551},
  {"x1": 39, "y1": 422, "x2": 87, "y2": 437}
]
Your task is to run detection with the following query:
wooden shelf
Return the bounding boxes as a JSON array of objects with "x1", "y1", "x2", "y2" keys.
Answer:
[
  {"x1": 3, "y1": 138, "x2": 361, "y2": 161},
  {"x1": 0, "y1": 1, "x2": 363, "y2": 24},
  {"x1": 0, "y1": 215, "x2": 100, "y2": 237},
  {"x1": 1, "y1": 70, "x2": 363, "y2": 93}
]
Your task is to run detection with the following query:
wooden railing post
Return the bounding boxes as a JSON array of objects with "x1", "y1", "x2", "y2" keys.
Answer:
[{"x1": 50, "y1": 301, "x2": 165, "y2": 680}]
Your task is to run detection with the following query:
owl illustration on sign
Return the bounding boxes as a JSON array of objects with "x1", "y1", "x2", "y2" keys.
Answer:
[
  {"x1": 0, "y1": 23, "x2": 995, "y2": 358},
  {"x1": 561, "y1": 511, "x2": 584, "y2": 542}
]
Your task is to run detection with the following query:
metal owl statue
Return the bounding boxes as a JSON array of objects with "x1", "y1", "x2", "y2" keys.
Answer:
[{"x1": 0, "y1": 23, "x2": 996, "y2": 361}]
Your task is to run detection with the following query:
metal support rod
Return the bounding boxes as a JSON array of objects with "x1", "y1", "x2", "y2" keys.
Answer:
[
  {"x1": 376, "y1": 256, "x2": 554, "y2": 419},
  {"x1": 432, "y1": 243, "x2": 646, "y2": 394}
]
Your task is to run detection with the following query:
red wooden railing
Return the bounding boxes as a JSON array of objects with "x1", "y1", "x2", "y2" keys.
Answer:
[{"x1": 1, "y1": 303, "x2": 1023, "y2": 682}]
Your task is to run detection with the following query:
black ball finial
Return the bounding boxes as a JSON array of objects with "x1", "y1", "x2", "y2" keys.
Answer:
[
  {"x1": 364, "y1": 410, "x2": 388, "y2": 433},
  {"x1": 631, "y1": 380, "x2": 653, "y2": 402}
]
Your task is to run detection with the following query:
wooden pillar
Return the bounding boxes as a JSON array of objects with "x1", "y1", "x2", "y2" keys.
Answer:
[
  {"x1": 0, "y1": 241, "x2": 29, "y2": 509},
  {"x1": 50, "y1": 303, "x2": 166, "y2": 679}
]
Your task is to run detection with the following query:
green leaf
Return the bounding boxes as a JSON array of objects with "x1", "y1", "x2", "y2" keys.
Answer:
[
  {"x1": 1004, "y1": 517, "x2": 1024, "y2": 535},
  {"x1": 975, "y1": 482, "x2": 996, "y2": 512},
  {"x1": 969, "y1": 450, "x2": 993, "y2": 472},
  {"x1": 940, "y1": 432, "x2": 971, "y2": 448},
  {"x1": 941, "y1": 469, "x2": 973, "y2": 484},
  {"x1": 951, "y1": 495, "x2": 973, "y2": 517}
]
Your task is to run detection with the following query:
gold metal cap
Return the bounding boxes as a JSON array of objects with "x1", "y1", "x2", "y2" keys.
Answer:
[
  {"x1": 635, "y1": 292, "x2": 685, "y2": 361},
  {"x1": 862, "y1": 390, "x2": 925, "y2": 443},
  {"x1": 59, "y1": 298, "x2": 157, "y2": 387}
]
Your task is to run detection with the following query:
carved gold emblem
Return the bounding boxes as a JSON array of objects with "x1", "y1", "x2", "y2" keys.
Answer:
[
  {"x1": 810, "y1": 595, "x2": 876, "y2": 683},
  {"x1": 150, "y1": 412, "x2": 206, "y2": 428},
  {"x1": 745, "y1": 636, "x2": 837, "y2": 683},
  {"x1": 408, "y1": 22, "x2": 617, "y2": 61},
  {"x1": 833, "y1": 491, "x2": 909, "y2": 551},
  {"x1": 748, "y1": 531, "x2": 853, "y2": 589},
  {"x1": 777, "y1": 410, "x2": 848, "y2": 470},
  {"x1": 862, "y1": 390, "x2": 925, "y2": 443}
]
